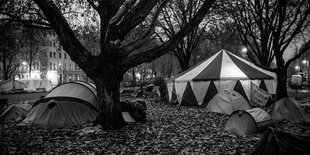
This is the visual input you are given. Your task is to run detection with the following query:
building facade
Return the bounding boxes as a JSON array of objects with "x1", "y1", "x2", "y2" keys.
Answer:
[{"x1": 13, "y1": 32, "x2": 90, "y2": 87}]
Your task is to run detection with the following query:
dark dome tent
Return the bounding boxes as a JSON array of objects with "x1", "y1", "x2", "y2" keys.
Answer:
[
  {"x1": 224, "y1": 108, "x2": 271, "y2": 135},
  {"x1": 270, "y1": 97, "x2": 310, "y2": 124},
  {"x1": 251, "y1": 128, "x2": 310, "y2": 155},
  {"x1": 19, "y1": 81, "x2": 98, "y2": 128}
]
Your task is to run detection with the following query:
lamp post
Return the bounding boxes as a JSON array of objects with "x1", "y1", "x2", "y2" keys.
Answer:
[
  {"x1": 241, "y1": 47, "x2": 247, "y2": 57},
  {"x1": 302, "y1": 59, "x2": 309, "y2": 86},
  {"x1": 295, "y1": 65, "x2": 300, "y2": 72}
]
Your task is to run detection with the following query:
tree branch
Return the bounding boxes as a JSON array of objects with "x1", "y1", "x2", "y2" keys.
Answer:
[
  {"x1": 109, "y1": 0, "x2": 137, "y2": 26},
  {"x1": 285, "y1": 39, "x2": 310, "y2": 69},
  {"x1": 121, "y1": 0, "x2": 169, "y2": 56},
  {"x1": 33, "y1": 0, "x2": 92, "y2": 69},
  {"x1": 122, "y1": 0, "x2": 216, "y2": 71},
  {"x1": 106, "y1": 0, "x2": 158, "y2": 41},
  {"x1": 87, "y1": 0, "x2": 99, "y2": 12}
]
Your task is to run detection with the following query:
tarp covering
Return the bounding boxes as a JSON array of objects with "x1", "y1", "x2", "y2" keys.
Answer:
[
  {"x1": 207, "y1": 89, "x2": 251, "y2": 115},
  {"x1": 0, "y1": 80, "x2": 27, "y2": 93},
  {"x1": 270, "y1": 97, "x2": 310, "y2": 124},
  {"x1": 0, "y1": 104, "x2": 32, "y2": 121},
  {"x1": 246, "y1": 108, "x2": 271, "y2": 123},
  {"x1": 167, "y1": 49, "x2": 277, "y2": 107},
  {"x1": 19, "y1": 81, "x2": 98, "y2": 128},
  {"x1": 18, "y1": 78, "x2": 52, "y2": 92},
  {"x1": 251, "y1": 128, "x2": 310, "y2": 155},
  {"x1": 224, "y1": 110, "x2": 258, "y2": 135}
]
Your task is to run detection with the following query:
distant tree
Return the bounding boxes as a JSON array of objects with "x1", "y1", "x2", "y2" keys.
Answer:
[
  {"x1": 224, "y1": 0, "x2": 310, "y2": 99},
  {"x1": 0, "y1": 21, "x2": 22, "y2": 80},
  {"x1": 199, "y1": 21, "x2": 243, "y2": 59},
  {"x1": 153, "y1": 54, "x2": 179, "y2": 78},
  {"x1": 156, "y1": 0, "x2": 215, "y2": 71},
  {"x1": 20, "y1": 28, "x2": 45, "y2": 77}
]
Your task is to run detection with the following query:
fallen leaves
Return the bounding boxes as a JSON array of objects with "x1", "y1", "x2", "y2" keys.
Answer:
[{"x1": 1, "y1": 98, "x2": 310, "y2": 154}]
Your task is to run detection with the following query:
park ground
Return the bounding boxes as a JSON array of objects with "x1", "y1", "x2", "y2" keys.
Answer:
[{"x1": 0, "y1": 88, "x2": 310, "y2": 154}]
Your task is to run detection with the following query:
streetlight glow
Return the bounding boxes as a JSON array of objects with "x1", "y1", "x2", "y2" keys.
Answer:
[
  {"x1": 242, "y1": 47, "x2": 247, "y2": 53},
  {"x1": 302, "y1": 59, "x2": 308, "y2": 65}
]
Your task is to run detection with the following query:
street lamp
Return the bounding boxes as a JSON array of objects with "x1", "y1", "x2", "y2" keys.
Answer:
[
  {"x1": 302, "y1": 59, "x2": 309, "y2": 86},
  {"x1": 242, "y1": 47, "x2": 247, "y2": 53},
  {"x1": 241, "y1": 47, "x2": 247, "y2": 57},
  {"x1": 22, "y1": 61, "x2": 27, "y2": 66},
  {"x1": 295, "y1": 65, "x2": 300, "y2": 72}
]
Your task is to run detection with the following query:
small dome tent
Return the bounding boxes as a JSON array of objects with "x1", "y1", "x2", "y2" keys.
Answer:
[
  {"x1": 0, "y1": 104, "x2": 32, "y2": 121},
  {"x1": 224, "y1": 108, "x2": 271, "y2": 135},
  {"x1": 270, "y1": 97, "x2": 310, "y2": 124},
  {"x1": 167, "y1": 49, "x2": 277, "y2": 107},
  {"x1": 207, "y1": 89, "x2": 251, "y2": 115},
  {"x1": 19, "y1": 81, "x2": 98, "y2": 128}
]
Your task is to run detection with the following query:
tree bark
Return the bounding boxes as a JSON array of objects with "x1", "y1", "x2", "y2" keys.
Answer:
[
  {"x1": 92, "y1": 68, "x2": 126, "y2": 130},
  {"x1": 275, "y1": 68, "x2": 288, "y2": 100}
]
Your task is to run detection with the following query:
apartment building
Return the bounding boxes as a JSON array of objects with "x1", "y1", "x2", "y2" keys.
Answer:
[{"x1": 13, "y1": 32, "x2": 90, "y2": 86}]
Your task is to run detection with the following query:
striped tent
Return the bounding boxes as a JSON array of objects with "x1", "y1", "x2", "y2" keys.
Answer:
[{"x1": 167, "y1": 49, "x2": 277, "y2": 107}]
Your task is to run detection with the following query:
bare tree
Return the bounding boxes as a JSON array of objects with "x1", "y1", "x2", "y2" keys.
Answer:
[
  {"x1": 199, "y1": 20, "x2": 243, "y2": 59},
  {"x1": 156, "y1": 0, "x2": 215, "y2": 71},
  {"x1": 26, "y1": 0, "x2": 217, "y2": 129},
  {"x1": 0, "y1": 21, "x2": 22, "y2": 80},
  {"x1": 224, "y1": 0, "x2": 310, "y2": 99},
  {"x1": 20, "y1": 28, "x2": 45, "y2": 77}
]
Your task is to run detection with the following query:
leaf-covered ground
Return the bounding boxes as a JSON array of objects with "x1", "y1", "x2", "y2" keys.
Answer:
[{"x1": 1, "y1": 98, "x2": 310, "y2": 155}]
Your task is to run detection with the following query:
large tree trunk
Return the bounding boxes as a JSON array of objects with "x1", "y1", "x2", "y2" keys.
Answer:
[
  {"x1": 276, "y1": 68, "x2": 288, "y2": 100},
  {"x1": 29, "y1": 61, "x2": 32, "y2": 78},
  {"x1": 93, "y1": 73, "x2": 126, "y2": 130},
  {"x1": 131, "y1": 67, "x2": 136, "y2": 86}
]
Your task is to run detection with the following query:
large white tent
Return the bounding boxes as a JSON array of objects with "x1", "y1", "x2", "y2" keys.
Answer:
[{"x1": 167, "y1": 49, "x2": 277, "y2": 107}]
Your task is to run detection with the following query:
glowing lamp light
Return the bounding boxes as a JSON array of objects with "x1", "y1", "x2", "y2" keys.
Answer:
[
  {"x1": 22, "y1": 61, "x2": 27, "y2": 65},
  {"x1": 242, "y1": 47, "x2": 247, "y2": 53},
  {"x1": 136, "y1": 73, "x2": 141, "y2": 79},
  {"x1": 302, "y1": 60, "x2": 309, "y2": 65},
  {"x1": 295, "y1": 65, "x2": 300, "y2": 70}
]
